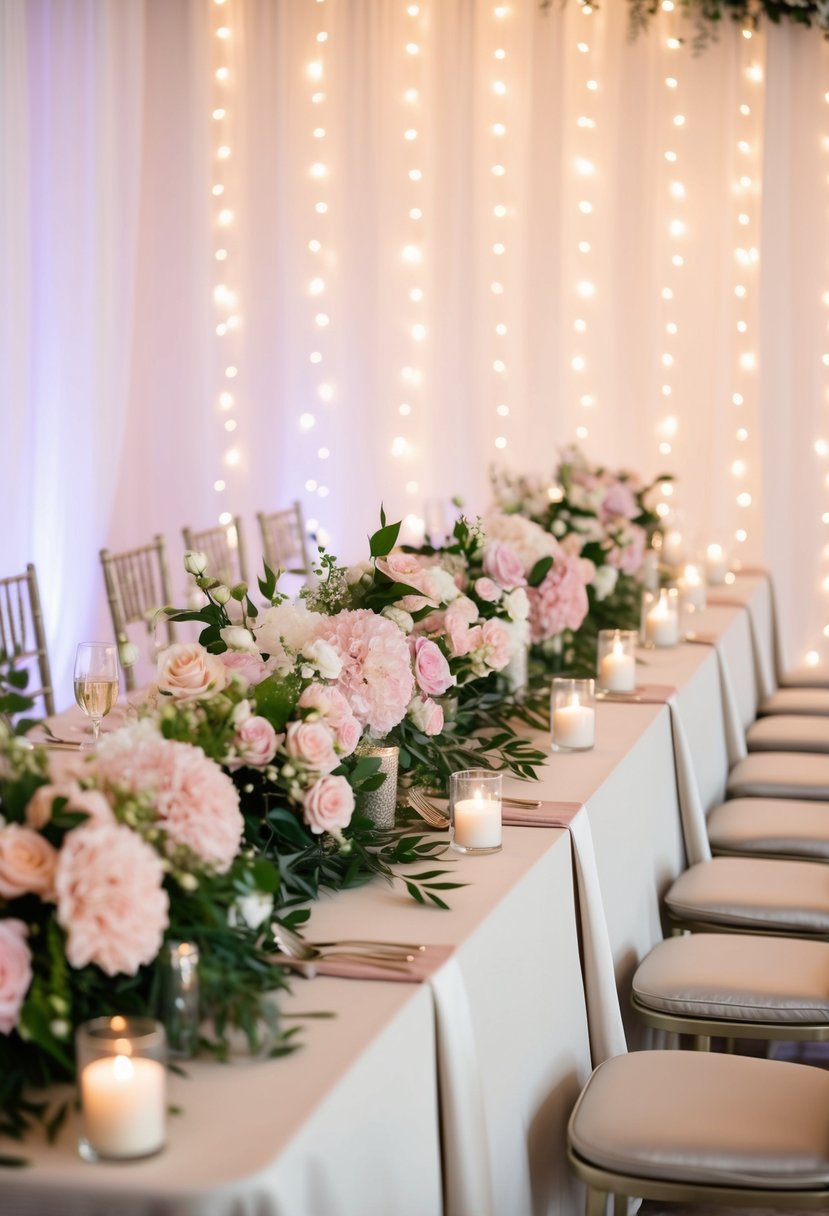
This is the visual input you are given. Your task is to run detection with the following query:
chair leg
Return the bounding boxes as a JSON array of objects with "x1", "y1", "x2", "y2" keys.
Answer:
[
  {"x1": 693, "y1": 1035, "x2": 711, "y2": 1051},
  {"x1": 612, "y1": 1195, "x2": 628, "y2": 1216},
  {"x1": 586, "y1": 1186, "x2": 607, "y2": 1216}
]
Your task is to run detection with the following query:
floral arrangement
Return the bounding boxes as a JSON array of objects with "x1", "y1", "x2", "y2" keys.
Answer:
[
  {"x1": 545, "y1": 0, "x2": 829, "y2": 47},
  {"x1": 492, "y1": 447, "x2": 669, "y2": 673},
  {"x1": 0, "y1": 702, "x2": 290, "y2": 1157}
]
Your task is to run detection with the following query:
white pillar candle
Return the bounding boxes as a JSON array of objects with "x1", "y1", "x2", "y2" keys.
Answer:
[
  {"x1": 705, "y1": 544, "x2": 728, "y2": 586},
  {"x1": 678, "y1": 564, "x2": 706, "y2": 612},
  {"x1": 452, "y1": 795, "x2": 502, "y2": 850},
  {"x1": 599, "y1": 645, "x2": 636, "y2": 692},
  {"x1": 645, "y1": 601, "x2": 679, "y2": 647},
  {"x1": 661, "y1": 530, "x2": 684, "y2": 566},
  {"x1": 553, "y1": 699, "x2": 595, "y2": 750},
  {"x1": 80, "y1": 1053, "x2": 166, "y2": 1158}
]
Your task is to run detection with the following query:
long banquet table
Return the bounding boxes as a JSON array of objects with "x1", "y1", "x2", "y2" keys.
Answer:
[{"x1": 0, "y1": 574, "x2": 778, "y2": 1216}]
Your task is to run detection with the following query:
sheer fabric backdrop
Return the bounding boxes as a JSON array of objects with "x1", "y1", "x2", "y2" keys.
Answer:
[{"x1": 1, "y1": 0, "x2": 827, "y2": 700}]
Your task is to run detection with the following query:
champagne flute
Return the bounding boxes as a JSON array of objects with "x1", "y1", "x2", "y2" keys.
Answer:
[{"x1": 73, "y1": 643, "x2": 119, "y2": 745}]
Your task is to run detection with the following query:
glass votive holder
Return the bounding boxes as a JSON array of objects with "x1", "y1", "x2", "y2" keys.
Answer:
[
  {"x1": 596, "y1": 629, "x2": 638, "y2": 694},
  {"x1": 159, "y1": 941, "x2": 200, "y2": 1060},
  {"x1": 76, "y1": 1016, "x2": 167, "y2": 1162},
  {"x1": 704, "y1": 543, "x2": 729, "y2": 586},
  {"x1": 551, "y1": 678, "x2": 596, "y2": 752},
  {"x1": 641, "y1": 587, "x2": 680, "y2": 649},
  {"x1": 449, "y1": 769, "x2": 502, "y2": 855},
  {"x1": 677, "y1": 563, "x2": 707, "y2": 613}
]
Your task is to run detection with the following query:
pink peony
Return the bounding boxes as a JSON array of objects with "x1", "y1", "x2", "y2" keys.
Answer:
[
  {"x1": 407, "y1": 696, "x2": 444, "y2": 736},
  {"x1": 298, "y1": 684, "x2": 361, "y2": 757},
  {"x1": 0, "y1": 920, "x2": 32, "y2": 1034},
  {"x1": 157, "y1": 643, "x2": 228, "y2": 702},
  {"x1": 600, "y1": 480, "x2": 638, "y2": 523},
  {"x1": 25, "y1": 781, "x2": 114, "y2": 831},
  {"x1": 444, "y1": 596, "x2": 479, "y2": 656},
  {"x1": 318, "y1": 610, "x2": 414, "y2": 736},
  {"x1": 302, "y1": 774, "x2": 355, "y2": 836},
  {"x1": 0, "y1": 825, "x2": 58, "y2": 901},
  {"x1": 483, "y1": 542, "x2": 527, "y2": 590},
  {"x1": 220, "y1": 650, "x2": 272, "y2": 689},
  {"x1": 411, "y1": 637, "x2": 455, "y2": 697},
  {"x1": 285, "y1": 720, "x2": 339, "y2": 773},
  {"x1": 94, "y1": 722, "x2": 243, "y2": 872},
  {"x1": 228, "y1": 714, "x2": 278, "y2": 770},
  {"x1": 527, "y1": 554, "x2": 590, "y2": 643},
  {"x1": 55, "y1": 824, "x2": 169, "y2": 976}
]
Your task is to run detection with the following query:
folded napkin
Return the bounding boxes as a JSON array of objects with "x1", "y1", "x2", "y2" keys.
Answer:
[
  {"x1": 682, "y1": 631, "x2": 720, "y2": 646},
  {"x1": 597, "y1": 683, "x2": 677, "y2": 705},
  {"x1": 503, "y1": 799, "x2": 582, "y2": 828},
  {"x1": 271, "y1": 943, "x2": 455, "y2": 983}
]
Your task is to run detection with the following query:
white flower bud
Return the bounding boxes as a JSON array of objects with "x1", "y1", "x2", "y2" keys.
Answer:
[
  {"x1": 119, "y1": 641, "x2": 139, "y2": 667},
  {"x1": 184, "y1": 550, "x2": 209, "y2": 576},
  {"x1": 213, "y1": 584, "x2": 231, "y2": 605}
]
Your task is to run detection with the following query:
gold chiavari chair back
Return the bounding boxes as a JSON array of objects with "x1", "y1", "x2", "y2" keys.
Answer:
[
  {"x1": 0, "y1": 563, "x2": 55, "y2": 717},
  {"x1": 99, "y1": 535, "x2": 176, "y2": 691},
  {"x1": 256, "y1": 502, "x2": 314, "y2": 581},
  {"x1": 182, "y1": 516, "x2": 248, "y2": 589}
]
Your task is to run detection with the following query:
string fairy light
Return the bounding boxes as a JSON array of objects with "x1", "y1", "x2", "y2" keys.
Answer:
[
  {"x1": 210, "y1": 0, "x2": 245, "y2": 538},
  {"x1": 487, "y1": 1, "x2": 515, "y2": 461}
]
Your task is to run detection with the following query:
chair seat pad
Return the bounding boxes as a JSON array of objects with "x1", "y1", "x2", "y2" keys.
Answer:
[
  {"x1": 760, "y1": 688, "x2": 829, "y2": 717},
  {"x1": 747, "y1": 715, "x2": 829, "y2": 753},
  {"x1": 568, "y1": 1051, "x2": 829, "y2": 1189},
  {"x1": 664, "y1": 857, "x2": 829, "y2": 933},
  {"x1": 780, "y1": 664, "x2": 829, "y2": 689},
  {"x1": 633, "y1": 933, "x2": 829, "y2": 1023},
  {"x1": 707, "y1": 797, "x2": 829, "y2": 860},
  {"x1": 727, "y1": 751, "x2": 829, "y2": 800}
]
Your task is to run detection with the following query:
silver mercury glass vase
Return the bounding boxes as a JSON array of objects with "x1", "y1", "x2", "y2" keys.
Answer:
[{"x1": 355, "y1": 739, "x2": 399, "y2": 829}]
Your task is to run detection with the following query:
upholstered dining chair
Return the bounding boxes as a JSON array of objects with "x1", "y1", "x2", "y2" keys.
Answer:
[
  {"x1": 256, "y1": 502, "x2": 314, "y2": 582},
  {"x1": 0, "y1": 563, "x2": 55, "y2": 716},
  {"x1": 182, "y1": 516, "x2": 249, "y2": 589},
  {"x1": 567, "y1": 1049, "x2": 829, "y2": 1216},
  {"x1": 99, "y1": 535, "x2": 176, "y2": 691}
]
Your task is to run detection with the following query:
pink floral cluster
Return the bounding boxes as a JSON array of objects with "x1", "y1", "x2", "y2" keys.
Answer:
[
  {"x1": 318, "y1": 609, "x2": 416, "y2": 737},
  {"x1": 526, "y1": 551, "x2": 590, "y2": 644}
]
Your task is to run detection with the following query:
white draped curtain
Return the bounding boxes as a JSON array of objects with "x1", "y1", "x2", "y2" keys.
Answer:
[{"x1": 2, "y1": 0, "x2": 828, "y2": 701}]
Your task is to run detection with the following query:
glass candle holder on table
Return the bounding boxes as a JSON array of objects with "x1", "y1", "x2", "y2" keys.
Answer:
[
  {"x1": 641, "y1": 587, "x2": 680, "y2": 649},
  {"x1": 596, "y1": 629, "x2": 638, "y2": 694},
  {"x1": 551, "y1": 678, "x2": 595, "y2": 752},
  {"x1": 159, "y1": 941, "x2": 200, "y2": 1060},
  {"x1": 449, "y1": 769, "x2": 502, "y2": 855},
  {"x1": 77, "y1": 1016, "x2": 167, "y2": 1162}
]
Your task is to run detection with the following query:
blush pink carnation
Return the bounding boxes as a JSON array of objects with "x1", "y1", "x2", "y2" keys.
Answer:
[
  {"x1": 94, "y1": 722, "x2": 243, "y2": 872},
  {"x1": 444, "y1": 597, "x2": 479, "y2": 657},
  {"x1": 0, "y1": 825, "x2": 58, "y2": 901},
  {"x1": 411, "y1": 637, "x2": 455, "y2": 696},
  {"x1": 25, "y1": 781, "x2": 114, "y2": 831},
  {"x1": 302, "y1": 774, "x2": 355, "y2": 836},
  {"x1": 228, "y1": 714, "x2": 278, "y2": 770},
  {"x1": 527, "y1": 554, "x2": 590, "y2": 643},
  {"x1": 318, "y1": 610, "x2": 414, "y2": 736},
  {"x1": 483, "y1": 541, "x2": 527, "y2": 590},
  {"x1": 285, "y1": 720, "x2": 339, "y2": 773},
  {"x1": 0, "y1": 920, "x2": 32, "y2": 1034},
  {"x1": 55, "y1": 824, "x2": 169, "y2": 977}
]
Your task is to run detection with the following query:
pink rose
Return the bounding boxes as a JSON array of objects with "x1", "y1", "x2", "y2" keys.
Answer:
[
  {"x1": 298, "y1": 684, "x2": 361, "y2": 757},
  {"x1": 333, "y1": 714, "x2": 361, "y2": 757},
  {"x1": 220, "y1": 650, "x2": 271, "y2": 689},
  {"x1": 607, "y1": 524, "x2": 647, "y2": 576},
  {"x1": 481, "y1": 618, "x2": 511, "y2": 671},
  {"x1": 0, "y1": 920, "x2": 32, "y2": 1034},
  {"x1": 411, "y1": 637, "x2": 455, "y2": 697},
  {"x1": 474, "y1": 577, "x2": 502, "y2": 603},
  {"x1": 157, "y1": 643, "x2": 228, "y2": 702},
  {"x1": 375, "y1": 552, "x2": 429, "y2": 594},
  {"x1": 407, "y1": 695, "x2": 444, "y2": 736},
  {"x1": 286, "y1": 720, "x2": 339, "y2": 773},
  {"x1": 444, "y1": 597, "x2": 479, "y2": 656},
  {"x1": 0, "y1": 825, "x2": 58, "y2": 901},
  {"x1": 600, "y1": 480, "x2": 638, "y2": 522},
  {"x1": 483, "y1": 542, "x2": 527, "y2": 590},
  {"x1": 228, "y1": 714, "x2": 278, "y2": 770},
  {"x1": 55, "y1": 824, "x2": 169, "y2": 976},
  {"x1": 25, "y1": 781, "x2": 114, "y2": 831},
  {"x1": 302, "y1": 774, "x2": 355, "y2": 836}
]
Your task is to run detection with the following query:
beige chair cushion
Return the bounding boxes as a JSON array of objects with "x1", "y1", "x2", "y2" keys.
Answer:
[
  {"x1": 707, "y1": 797, "x2": 829, "y2": 860},
  {"x1": 747, "y1": 715, "x2": 829, "y2": 753},
  {"x1": 760, "y1": 687, "x2": 829, "y2": 716},
  {"x1": 727, "y1": 751, "x2": 829, "y2": 800},
  {"x1": 568, "y1": 1051, "x2": 829, "y2": 1188},
  {"x1": 633, "y1": 933, "x2": 829, "y2": 1023},
  {"x1": 780, "y1": 664, "x2": 829, "y2": 689},
  {"x1": 664, "y1": 857, "x2": 829, "y2": 934}
]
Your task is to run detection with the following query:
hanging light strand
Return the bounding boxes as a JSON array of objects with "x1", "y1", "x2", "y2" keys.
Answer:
[
  {"x1": 489, "y1": 2, "x2": 515, "y2": 458},
  {"x1": 569, "y1": 2, "x2": 599, "y2": 444}
]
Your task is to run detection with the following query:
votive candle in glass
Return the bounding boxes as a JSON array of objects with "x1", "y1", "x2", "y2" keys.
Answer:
[
  {"x1": 77, "y1": 1017, "x2": 167, "y2": 1162},
  {"x1": 642, "y1": 587, "x2": 680, "y2": 648},
  {"x1": 661, "y1": 529, "x2": 685, "y2": 569},
  {"x1": 551, "y1": 678, "x2": 596, "y2": 752},
  {"x1": 597, "y1": 629, "x2": 638, "y2": 694},
  {"x1": 159, "y1": 941, "x2": 200, "y2": 1060},
  {"x1": 677, "y1": 563, "x2": 707, "y2": 613},
  {"x1": 449, "y1": 769, "x2": 502, "y2": 855},
  {"x1": 704, "y1": 543, "x2": 729, "y2": 586}
]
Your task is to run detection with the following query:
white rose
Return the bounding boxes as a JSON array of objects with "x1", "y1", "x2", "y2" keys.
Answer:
[
  {"x1": 503, "y1": 587, "x2": 530, "y2": 622},
  {"x1": 382, "y1": 605, "x2": 415, "y2": 633},
  {"x1": 184, "y1": 550, "x2": 209, "y2": 575},
  {"x1": 119, "y1": 641, "x2": 139, "y2": 667},
  {"x1": 421, "y1": 566, "x2": 461, "y2": 604},
  {"x1": 346, "y1": 561, "x2": 373, "y2": 585},
  {"x1": 231, "y1": 699, "x2": 253, "y2": 726},
  {"x1": 229, "y1": 891, "x2": 274, "y2": 930},
  {"x1": 301, "y1": 639, "x2": 343, "y2": 680},
  {"x1": 213, "y1": 584, "x2": 231, "y2": 605},
  {"x1": 220, "y1": 625, "x2": 260, "y2": 653},
  {"x1": 591, "y1": 564, "x2": 619, "y2": 602}
]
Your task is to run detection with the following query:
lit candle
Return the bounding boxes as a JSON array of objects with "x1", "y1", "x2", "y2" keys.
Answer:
[
  {"x1": 452, "y1": 790, "x2": 502, "y2": 851},
  {"x1": 599, "y1": 640, "x2": 636, "y2": 692},
  {"x1": 661, "y1": 529, "x2": 684, "y2": 567},
  {"x1": 678, "y1": 563, "x2": 706, "y2": 612},
  {"x1": 80, "y1": 1050, "x2": 166, "y2": 1159},
  {"x1": 645, "y1": 594, "x2": 679, "y2": 647},
  {"x1": 705, "y1": 543, "x2": 729, "y2": 586},
  {"x1": 553, "y1": 695, "x2": 595, "y2": 750}
]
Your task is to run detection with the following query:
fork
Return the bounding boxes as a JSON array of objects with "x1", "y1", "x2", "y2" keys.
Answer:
[
  {"x1": 407, "y1": 788, "x2": 542, "y2": 829},
  {"x1": 271, "y1": 923, "x2": 422, "y2": 967}
]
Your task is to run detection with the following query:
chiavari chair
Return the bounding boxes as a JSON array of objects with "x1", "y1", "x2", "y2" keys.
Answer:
[
  {"x1": 99, "y1": 535, "x2": 176, "y2": 691},
  {"x1": 0, "y1": 563, "x2": 55, "y2": 717}
]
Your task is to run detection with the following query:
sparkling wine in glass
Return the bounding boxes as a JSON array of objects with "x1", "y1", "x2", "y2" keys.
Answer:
[{"x1": 74, "y1": 643, "x2": 119, "y2": 744}]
